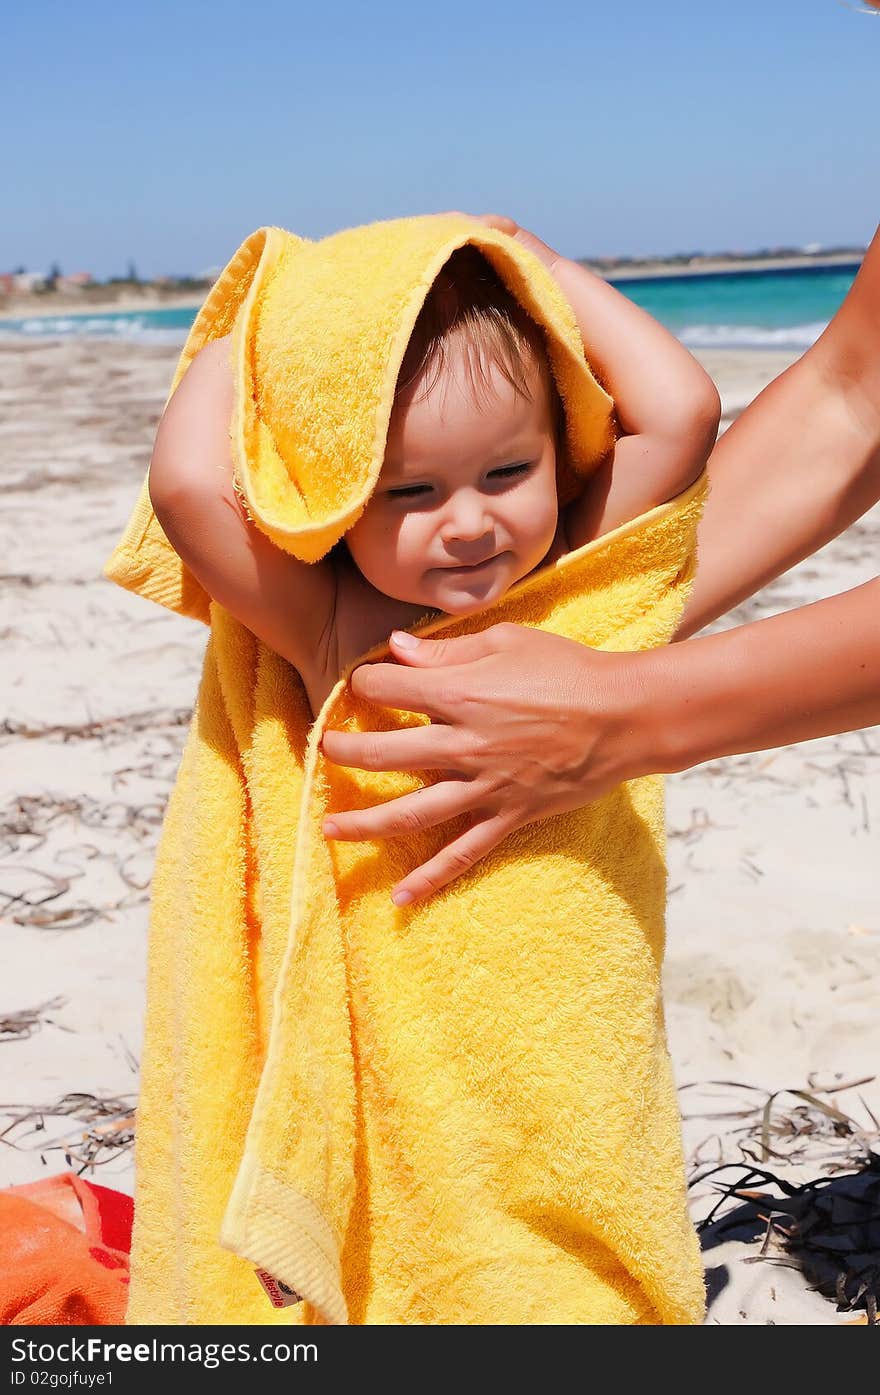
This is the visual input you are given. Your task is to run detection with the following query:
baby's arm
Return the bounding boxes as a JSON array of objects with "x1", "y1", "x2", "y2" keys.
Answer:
[
  {"x1": 474, "y1": 216, "x2": 721, "y2": 540},
  {"x1": 147, "y1": 337, "x2": 337, "y2": 680}
]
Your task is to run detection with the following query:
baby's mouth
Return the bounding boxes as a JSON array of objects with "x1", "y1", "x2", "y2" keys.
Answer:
[{"x1": 439, "y1": 553, "x2": 505, "y2": 574}]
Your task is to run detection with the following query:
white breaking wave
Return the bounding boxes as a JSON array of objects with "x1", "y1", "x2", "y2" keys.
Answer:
[
  {"x1": 0, "y1": 315, "x2": 187, "y2": 345},
  {"x1": 678, "y1": 321, "x2": 827, "y2": 350},
  {"x1": 0, "y1": 313, "x2": 830, "y2": 353}
]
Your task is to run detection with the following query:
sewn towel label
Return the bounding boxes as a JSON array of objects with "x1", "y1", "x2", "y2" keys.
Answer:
[{"x1": 255, "y1": 1268, "x2": 304, "y2": 1308}]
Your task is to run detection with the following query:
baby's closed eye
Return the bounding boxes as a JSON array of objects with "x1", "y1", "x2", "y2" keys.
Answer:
[{"x1": 384, "y1": 462, "x2": 533, "y2": 502}]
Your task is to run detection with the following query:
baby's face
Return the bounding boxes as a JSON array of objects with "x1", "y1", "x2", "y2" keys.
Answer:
[{"x1": 344, "y1": 344, "x2": 559, "y2": 616}]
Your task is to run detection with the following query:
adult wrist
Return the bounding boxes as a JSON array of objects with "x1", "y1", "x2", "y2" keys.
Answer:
[
  {"x1": 566, "y1": 646, "x2": 688, "y2": 787},
  {"x1": 641, "y1": 628, "x2": 768, "y2": 775},
  {"x1": 606, "y1": 643, "x2": 718, "y2": 780}
]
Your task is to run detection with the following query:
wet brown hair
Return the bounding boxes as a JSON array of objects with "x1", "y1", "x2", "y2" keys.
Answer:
[{"x1": 395, "y1": 246, "x2": 564, "y2": 440}]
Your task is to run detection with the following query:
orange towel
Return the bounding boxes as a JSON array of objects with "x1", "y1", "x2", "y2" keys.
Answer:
[{"x1": 0, "y1": 1173, "x2": 132, "y2": 1325}]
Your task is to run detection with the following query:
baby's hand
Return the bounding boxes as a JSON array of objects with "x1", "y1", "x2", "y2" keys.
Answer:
[
  {"x1": 430, "y1": 210, "x2": 564, "y2": 278},
  {"x1": 469, "y1": 215, "x2": 564, "y2": 278}
]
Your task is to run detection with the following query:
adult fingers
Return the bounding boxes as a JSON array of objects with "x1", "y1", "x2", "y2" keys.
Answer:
[
  {"x1": 344, "y1": 660, "x2": 454, "y2": 721},
  {"x1": 389, "y1": 810, "x2": 518, "y2": 906},
  {"x1": 320, "y1": 722, "x2": 465, "y2": 773},
  {"x1": 322, "y1": 779, "x2": 476, "y2": 843},
  {"x1": 352, "y1": 626, "x2": 512, "y2": 715},
  {"x1": 348, "y1": 659, "x2": 487, "y2": 722},
  {"x1": 386, "y1": 623, "x2": 512, "y2": 670}
]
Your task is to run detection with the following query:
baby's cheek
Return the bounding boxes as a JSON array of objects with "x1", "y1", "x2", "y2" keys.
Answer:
[
  {"x1": 395, "y1": 516, "x2": 430, "y2": 569},
  {"x1": 518, "y1": 482, "x2": 558, "y2": 546},
  {"x1": 348, "y1": 511, "x2": 397, "y2": 568}
]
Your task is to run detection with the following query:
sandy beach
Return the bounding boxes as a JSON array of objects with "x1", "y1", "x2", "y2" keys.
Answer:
[{"x1": 1, "y1": 338, "x2": 877, "y2": 1325}]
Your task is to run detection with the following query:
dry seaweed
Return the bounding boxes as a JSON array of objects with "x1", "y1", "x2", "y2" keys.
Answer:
[
  {"x1": 682, "y1": 1078, "x2": 879, "y2": 1173},
  {"x1": 0, "y1": 707, "x2": 190, "y2": 745},
  {"x1": 0, "y1": 1091, "x2": 136, "y2": 1174},
  {"x1": 0, "y1": 997, "x2": 69, "y2": 1042},
  {"x1": 0, "y1": 790, "x2": 167, "y2": 929}
]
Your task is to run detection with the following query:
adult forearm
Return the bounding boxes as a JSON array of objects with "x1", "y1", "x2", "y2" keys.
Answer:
[
  {"x1": 678, "y1": 226, "x2": 880, "y2": 638},
  {"x1": 640, "y1": 578, "x2": 880, "y2": 773},
  {"x1": 677, "y1": 356, "x2": 880, "y2": 637}
]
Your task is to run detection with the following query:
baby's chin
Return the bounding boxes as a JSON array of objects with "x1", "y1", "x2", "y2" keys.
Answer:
[
  {"x1": 432, "y1": 593, "x2": 505, "y2": 618},
  {"x1": 383, "y1": 552, "x2": 549, "y2": 616},
  {"x1": 417, "y1": 568, "x2": 521, "y2": 616}
]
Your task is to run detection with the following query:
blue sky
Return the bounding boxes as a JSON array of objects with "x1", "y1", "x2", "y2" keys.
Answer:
[{"x1": 5, "y1": 0, "x2": 878, "y2": 278}]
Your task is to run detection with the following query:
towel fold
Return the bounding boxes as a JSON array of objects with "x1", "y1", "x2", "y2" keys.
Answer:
[{"x1": 104, "y1": 214, "x2": 707, "y2": 1325}]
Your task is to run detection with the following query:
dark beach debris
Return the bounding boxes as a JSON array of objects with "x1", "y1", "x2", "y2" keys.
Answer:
[
  {"x1": 692, "y1": 1154, "x2": 880, "y2": 1323},
  {"x1": 0, "y1": 706, "x2": 191, "y2": 745},
  {"x1": 1, "y1": 792, "x2": 167, "y2": 852},
  {"x1": 0, "y1": 1091, "x2": 136, "y2": 1175},
  {"x1": 0, "y1": 996, "x2": 69, "y2": 1042},
  {"x1": 685, "y1": 1082, "x2": 880, "y2": 1320},
  {"x1": 667, "y1": 806, "x2": 734, "y2": 844}
]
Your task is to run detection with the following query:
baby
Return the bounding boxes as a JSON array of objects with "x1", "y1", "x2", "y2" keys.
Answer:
[
  {"x1": 134, "y1": 217, "x2": 722, "y2": 1324},
  {"x1": 148, "y1": 217, "x2": 720, "y2": 720}
]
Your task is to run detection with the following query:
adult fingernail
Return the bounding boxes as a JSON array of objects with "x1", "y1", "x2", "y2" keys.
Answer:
[
  {"x1": 323, "y1": 820, "x2": 339, "y2": 837},
  {"x1": 391, "y1": 888, "x2": 414, "y2": 906},
  {"x1": 391, "y1": 630, "x2": 419, "y2": 649}
]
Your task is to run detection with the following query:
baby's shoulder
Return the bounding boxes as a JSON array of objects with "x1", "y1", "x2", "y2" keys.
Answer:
[
  {"x1": 338, "y1": 556, "x2": 431, "y2": 665},
  {"x1": 292, "y1": 551, "x2": 428, "y2": 716}
]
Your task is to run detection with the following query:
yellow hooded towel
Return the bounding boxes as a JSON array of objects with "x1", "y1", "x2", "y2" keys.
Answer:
[{"x1": 104, "y1": 214, "x2": 708, "y2": 1325}]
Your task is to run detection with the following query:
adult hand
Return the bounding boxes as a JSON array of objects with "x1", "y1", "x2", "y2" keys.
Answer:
[{"x1": 320, "y1": 624, "x2": 653, "y2": 906}]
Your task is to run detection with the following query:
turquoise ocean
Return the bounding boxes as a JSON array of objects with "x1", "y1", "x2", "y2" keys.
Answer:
[{"x1": 0, "y1": 263, "x2": 859, "y2": 351}]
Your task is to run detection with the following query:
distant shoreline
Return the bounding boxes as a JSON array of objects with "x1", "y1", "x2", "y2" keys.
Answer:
[
  {"x1": 0, "y1": 293, "x2": 205, "y2": 320},
  {"x1": 0, "y1": 252, "x2": 863, "y2": 320},
  {"x1": 599, "y1": 251, "x2": 862, "y2": 283}
]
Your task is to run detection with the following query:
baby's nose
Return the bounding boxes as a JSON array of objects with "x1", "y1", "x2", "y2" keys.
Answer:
[{"x1": 442, "y1": 491, "x2": 493, "y2": 545}]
